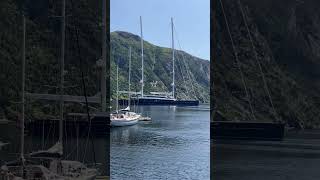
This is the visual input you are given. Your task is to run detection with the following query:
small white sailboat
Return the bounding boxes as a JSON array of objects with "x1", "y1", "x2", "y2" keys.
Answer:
[
  {"x1": 1, "y1": 162, "x2": 64, "y2": 180},
  {"x1": 111, "y1": 50, "x2": 140, "y2": 127},
  {"x1": 110, "y1": 113, "x2": 139, "y2": 127},
  {"x1": 29, "y1": 143, "x2": 97, "y2": 180}
]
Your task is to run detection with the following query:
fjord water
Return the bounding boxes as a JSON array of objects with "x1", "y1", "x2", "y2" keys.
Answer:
[
  {"x1": 111, "y1": 105, "x2": 210, "y2": 179},
  {"x1": 212, "y1": 130, "x2": 320, "y2": 180}
]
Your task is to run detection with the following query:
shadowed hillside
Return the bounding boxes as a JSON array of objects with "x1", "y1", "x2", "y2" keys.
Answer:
[
  {"x1": 0, "y1": 0, "x2": 105, "y2": 119},
  {"x1": 212, "y1": 0, "x2": 320, "y2": 129}
]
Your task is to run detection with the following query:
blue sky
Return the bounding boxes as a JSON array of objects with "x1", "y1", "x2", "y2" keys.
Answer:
[{"x1": 110, "y1": 0, "x2": 210, "y2": 60}]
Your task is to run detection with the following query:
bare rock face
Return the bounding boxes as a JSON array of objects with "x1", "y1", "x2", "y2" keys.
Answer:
[{"x1": 213, "y1": 0, "x2": 320, "y2": 128}]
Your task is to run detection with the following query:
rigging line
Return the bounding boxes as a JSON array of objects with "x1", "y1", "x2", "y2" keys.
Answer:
[
  {"x1": 173, "y1": 27, "x2": 196, "y2": 98},
  {"x1": 44, "y1": 119, "x2": 53, "y2": 148},
  {"x1": 177, "y1": 52, "x2": 195, "y2": 98},
  {"x1": 176, "y1": 53, "x2": 188, "y2": 96},
  {"x1": 219, "y1": 0, "x2": 256, "y2": 121},
  {"x1": 69, "y1": 0, "x2": 96, "y2": 165},
  {"x1": 76, "y1": 27, "x2": 96, "y2": 165},
  {"x1": 238, "y1": 0, "x2": 279, "y2": 122},
  {"x1": 178, "y1": 51, "x2": 193, "y2": 97},
  {"x1": 167, "y1": 25, "x2": 188, "y2": 97},
  {"x1": 172, "y1": 24, "x2": 197, "y2": 99}
]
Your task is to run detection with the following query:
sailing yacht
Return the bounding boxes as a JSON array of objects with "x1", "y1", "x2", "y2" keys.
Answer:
[
  {"x1": 110, "y1": 112, "x2": 139, "y2": 127},
  {"x1": 29, "y1": 142, "x2": 98, "y2": 180},
  {"x1": 119, "y1": 17, "x2": 199, "y2": 106},
  {"x1": 111, "y1": 58, "x2": 140, "y2": 127}
]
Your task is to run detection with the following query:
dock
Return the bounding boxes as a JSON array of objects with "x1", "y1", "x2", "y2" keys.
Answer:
[
  {"x1": 27, "y1": 112, "x2": 110, "y2": 137},
  {"x1": 138, "y1": 116, "x2": 152, "y2": 121}
]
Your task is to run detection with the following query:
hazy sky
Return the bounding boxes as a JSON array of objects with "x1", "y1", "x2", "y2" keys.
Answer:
[{"x1": 110, "y1": 0, "x2": 210, "y2": 60}]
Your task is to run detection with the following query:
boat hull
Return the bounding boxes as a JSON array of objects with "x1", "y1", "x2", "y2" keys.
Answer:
[
  {"x1": 118, "y1": 99, "x2": 199, "y2": 106},
  {"x1": 111, "y1": 119, "x2": 138, "y2": 127},
  {"x1": 211, "y1": 121, "x2": 285, "y2": 141}
]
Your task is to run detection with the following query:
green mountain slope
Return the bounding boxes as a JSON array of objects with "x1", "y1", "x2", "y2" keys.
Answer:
[
  {"x1": 0, "y1": 0, "x2": 209, "y2": 120},
  {"x1": 110, "y1": 31, "x2": 210, "y2": 102},
  {"x1": 0, "y1": 0, "x2": 103, "y2": 119}
]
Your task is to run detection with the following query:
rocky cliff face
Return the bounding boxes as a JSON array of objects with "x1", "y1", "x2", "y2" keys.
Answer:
[{"x1": 213, "y1": 0, "x2": 320, "y2": 128}]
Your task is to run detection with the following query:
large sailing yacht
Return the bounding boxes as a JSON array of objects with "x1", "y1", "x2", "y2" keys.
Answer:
[{"x1": 119, "y1": 17, "x2": 199, "y2": 106}]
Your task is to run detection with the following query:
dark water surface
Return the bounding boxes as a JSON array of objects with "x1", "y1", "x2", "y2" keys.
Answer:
[
  {"x1": 212, "y1": 130, "x2": 320, "y2": 180},
  {"x1": 0, "y1": 121, "x2": 109, "y2": 176},
  {"x1": 111, "y1": 105, "x2": 210, "y2": 180}
]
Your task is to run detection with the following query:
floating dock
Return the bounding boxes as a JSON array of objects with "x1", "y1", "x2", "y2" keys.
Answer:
[{"x1": 138, "y1": 116, "x2": 152, "y2": 121}]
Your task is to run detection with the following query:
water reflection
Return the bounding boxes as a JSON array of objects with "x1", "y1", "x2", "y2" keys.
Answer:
[{"x1": 0, "y1": 123, "x2": 109, "y2": 176}]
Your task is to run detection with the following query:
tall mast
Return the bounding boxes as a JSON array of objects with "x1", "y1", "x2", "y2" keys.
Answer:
[
  {"x1": 59, "y1": 0, "x2": 66, "y2": 146},
  {"x1": 128, "y1": 47, "x2": 131, "y2": 107},
  {"x1": 171, "y1": 18, "x2": 175, "y2": 99},
  {"x1": 140, "y1": 16, "x2": 144, "y2": 97},
  {"x1": 21, "y1": 14, "x2": 26, "y2": 166},
  {"x1": 116, "y1": 65, "x2": 119, "y2": 112},
  {"x1": 101, "y1": 0, "x2": 107, "y2": 112}
]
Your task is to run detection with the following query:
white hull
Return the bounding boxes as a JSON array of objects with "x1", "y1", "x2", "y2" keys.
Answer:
[{"x1": 111, "y1": 119, "x2": 138, "y2": 127}]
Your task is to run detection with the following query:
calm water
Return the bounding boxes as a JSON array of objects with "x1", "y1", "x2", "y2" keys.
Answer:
[
  {"x1": 212, "y1": 130, "x2": 320, "y2": 180},
  {"x1": 111, "y1": 105, "x2": 210, "y2": 180}
]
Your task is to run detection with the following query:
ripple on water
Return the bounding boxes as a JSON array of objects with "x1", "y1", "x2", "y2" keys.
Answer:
[{"x1": 111, "y1": 105, "x2": 210, "y2": 179}]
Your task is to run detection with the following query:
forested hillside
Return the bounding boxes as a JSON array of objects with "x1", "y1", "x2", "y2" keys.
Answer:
[
  {"x1": 212, "y1": 0, "x2": 320, "y2": 128},
  {"x1": 110, "y1": 31, "x2": 210, "y2": 102}
]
